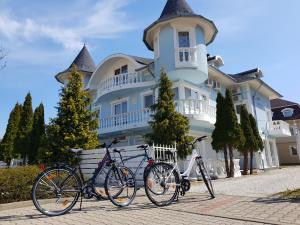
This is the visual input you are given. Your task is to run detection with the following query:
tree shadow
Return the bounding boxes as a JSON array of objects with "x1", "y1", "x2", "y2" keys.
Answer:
[{"x1": 252, "y1": 196, "x2": 300, "y2": 205}]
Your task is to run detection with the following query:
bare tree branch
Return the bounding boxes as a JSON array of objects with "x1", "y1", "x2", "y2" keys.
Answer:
[{"x1": 0, "y1": 45, "x2": 7, "y2": 71}]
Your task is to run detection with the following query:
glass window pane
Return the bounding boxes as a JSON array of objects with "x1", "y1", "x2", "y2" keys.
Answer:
[
  {"x1": 178, "y1": 32, "x2": 190, "y2": 48},
  {"x1": 121, "y1": 65, "x2": 128, "y2": 74},
  {"x1": 184, "y1": 88, "x2": 192, "y2": 99},
  {"x1": 122, "y1": 101, "x2": 128, "y2": 113},
  {"x1": 173, "y1": 88, "x2": 179, "y2": 100},
  {"x1": 114, "y1": 104, "x2": 121, "y2": 114},
  {"x1": 144, "y1": 95, "x2": 154, "y2": 108},
  {"x1": 114, "y1": 69, "x2": 121, "y2": 75}
]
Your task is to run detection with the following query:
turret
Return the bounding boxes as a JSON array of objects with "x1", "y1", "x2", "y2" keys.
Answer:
[
  {"x1": 143, "y1": 0, "x2": 218, "y2": 84},
  {"x1": 55, "y1": 45, "x2": 96, "y2": 86}
]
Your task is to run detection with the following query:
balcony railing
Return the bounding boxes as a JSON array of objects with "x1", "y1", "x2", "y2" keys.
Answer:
[
  {"x1": 175, "y1": 47, "x2": 198, "y2": 68},
  {"x1": 269, "y1": 120, "x2": 292, "y2": 137},
  {"x1": 175, "y1": 99, "x2": 216, "y2": 124},
  {"x1": 100, "y1": 109, "x2": 153, "y2": 133},
  {"x1": 96, "y1": 73, "x2": 154, "y2": 99}
]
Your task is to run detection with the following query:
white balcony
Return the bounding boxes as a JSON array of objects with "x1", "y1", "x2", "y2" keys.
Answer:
[
  {"x1": 175, "y1": 99, "x2": 216, "y2": 124},
  {"x1": 269, "y1": 120, "x2": 292, "y2": 137},
  {"x1": 100, "y1": 109, "x2": 153, "y2": 134},
  {"x1": 96, "y1": 73, "x2": 155, "y2": 99},
  {"x1": 175, "y1": 47, "x2": 198, "y2": 68}
]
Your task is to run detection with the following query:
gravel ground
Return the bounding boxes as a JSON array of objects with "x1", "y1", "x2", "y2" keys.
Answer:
[{"x1": 191, "y1": 166, "x2": 300, "y2": 197}]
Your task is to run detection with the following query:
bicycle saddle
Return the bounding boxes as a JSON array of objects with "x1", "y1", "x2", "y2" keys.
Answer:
[
  {"x1": 137, "y1": 144, "x2": 148, "y2": 149},
  {"x1": 69, "y1": 148, "x2": 83, "y2": 154},
  {"x1": 113, "y1": 149, "x2": 126, "y2": 154}
]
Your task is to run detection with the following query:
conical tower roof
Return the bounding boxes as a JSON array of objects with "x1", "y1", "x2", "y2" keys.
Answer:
[
  {"x1": 143, "y1": 0, "x2": 218, "y2": 50},
  {"x1": 159, "y1": 0, "x2": 196, "y2": 20},
  {"x1": 68, "y1": 45, "x2": 96, "y2": 73},
  {"x1": 55, "y1": 45, "x2": 96, "y2": 83}
]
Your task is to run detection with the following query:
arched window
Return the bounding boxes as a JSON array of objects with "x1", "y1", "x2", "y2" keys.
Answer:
[{"x1": 281, "y1": 108, "x2": 294, "y2": 118}]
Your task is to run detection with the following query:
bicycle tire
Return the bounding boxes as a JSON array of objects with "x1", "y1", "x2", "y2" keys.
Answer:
[
  {"x1": 105, "y1": 166, "x2": 137, "y2": 207},
  {"x1": 144, "y1": 162, "x2": 180, "y2": 207},
  {"x1": 198, "y1": 161, "x2": 215, "y2": 198},
  {"x1": 31, "y1": 166, "x2": 82, "y2": 216}
]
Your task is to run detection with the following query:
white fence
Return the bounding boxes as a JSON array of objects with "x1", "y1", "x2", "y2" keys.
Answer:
[{"x1": 79, "y1": 144, "x2": 241, "y2": 183}]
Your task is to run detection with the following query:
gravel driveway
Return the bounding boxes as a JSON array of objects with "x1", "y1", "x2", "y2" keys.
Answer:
[{"x1": 192, "y1": 166, "x2": 300, "y2": 197}]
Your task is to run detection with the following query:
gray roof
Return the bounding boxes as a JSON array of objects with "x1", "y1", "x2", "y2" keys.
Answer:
[
  {"x1": 159, "y1": 0, "x2": 196, "y2": 20},
  {"x1": 271, "y1": 99, "x2": 298, "y2": 109},
  {"x1": 55, "y1": 45, "x2": 96, "y2": 83},
  {"x1": 129, "y1": 55, "x2": 154, "y2": 65},
  {"x1": 69, "y1": 45, "x2": 96, "y2": 73},
  {"x1": 143, "y1": 0, "x2": 218, "y2": 51},
  {"x1": 229, "y1": 69, "x2": 262, "y2": 83}
]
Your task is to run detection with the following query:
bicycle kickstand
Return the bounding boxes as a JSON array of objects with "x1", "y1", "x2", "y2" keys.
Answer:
[{"x1": 79, "y1": 193, "x2": 83, "y2": 211}]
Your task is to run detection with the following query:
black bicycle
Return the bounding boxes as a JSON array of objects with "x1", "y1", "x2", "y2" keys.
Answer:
[
  {"x1": 144, "y1": 136, "x2": 215, "y2": 207},
  {"x1": 104, "y1": 144, "x2": 154, "y2": 207},
  {"x1": 31, "y1": 139, "x2": 123, "y2": 216}
]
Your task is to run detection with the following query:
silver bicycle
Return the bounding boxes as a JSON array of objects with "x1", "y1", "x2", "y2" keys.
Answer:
[{"x1": 144, "y1": 136, "x2": 215, "y2": 207}]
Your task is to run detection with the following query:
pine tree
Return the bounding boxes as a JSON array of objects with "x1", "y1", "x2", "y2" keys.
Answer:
[
  {"x1": 212, "y1": 93, "x2": 230, "y2": 177},
  {"x1": 224, "y1": 89, "x2": 244, "y2": 177},
  {"x1": 29, "y1": 103, "x2": 45, "y2": 164},
  {"x1": 0, "y1": 103, "x2": 22, "y2": 164},
  {"x1": 15, "y1": 93, "x2": 33, "y2": 163},
  {"x1": 145, "y1": 69, "x2": 192, "y2": 158},
  {"x1": 49, "y1": 66, "x2": 99, "y2": 163},
  {"x1": 249, "y1": 114, "x2": 264, "y2": 174},
  {"x1": 239, "y1": 105, "x2": 255, "y2": 175}
]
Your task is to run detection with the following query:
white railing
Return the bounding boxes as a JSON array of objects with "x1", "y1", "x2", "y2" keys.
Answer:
[
  {"x1": 175, "y1": 47, "x2": 198, "y2": 68},
  {"x1": 152, "y1": 143, "x2": 177, "y2": 163},
  {"x1": 97, "y1": 73, "x2": 154, "y2": 98},
  {"x1": 100, "y1": 108, "x2": 153, "y2": 133},
  {"x1": 269, "y1": 120, "x2": 292, "y2": 137},
  {"x1": 175, "y1": 99, "x2": 216, "y2": 124}
]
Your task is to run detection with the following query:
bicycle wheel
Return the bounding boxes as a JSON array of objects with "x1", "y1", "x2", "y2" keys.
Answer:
[
  {"x1": 93, "y1": 165, "x2": 111, "y2": 200},
  {"x1": 31, "y1": 166, "x2": 81, "y2": 216},
  {"x1": 144, "y1": 162, "x2": 180, "y2": 207},
  {"x1": 105, "y1": 166, "x2": 137, "y2": 207},
  {"x1": 197, "y1": 160, "x2": 215, "y2": 198}
]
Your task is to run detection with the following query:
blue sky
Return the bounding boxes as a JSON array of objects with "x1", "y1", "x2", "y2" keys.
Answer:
[{"x1": 0, "y1": 0, "x2": 299, "y2": 138}]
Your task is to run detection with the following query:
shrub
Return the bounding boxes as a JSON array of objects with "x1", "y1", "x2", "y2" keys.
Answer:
[{"x1": 0, "y1": 166, "x2": 40, "y2": 204}]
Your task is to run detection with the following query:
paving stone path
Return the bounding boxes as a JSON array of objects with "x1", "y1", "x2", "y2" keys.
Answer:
[{"x1": 1, "y1": 167, "x2": 300, "y2": 225}]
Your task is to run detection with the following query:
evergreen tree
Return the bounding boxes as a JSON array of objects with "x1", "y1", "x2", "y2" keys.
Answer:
[
  {"x1": 49, "y1": 66, "x2": 99, "y2": 163},
  {"x1": 0, "y1": 103, "x2": 22, "y2": 164},
  {"x1": 224, "y1": 89, "x2": 244, "y2": 177},
  {"x1": 239, "y1": 105, "x2": 255, "y2": 175},
  {"x1": 29, "y1": 103, "x2": 45, "y2": 164},
  {"x1": 249, "y1": 114, "x2": 264, "y2": 174},
  {"x1": 146, "y1": 69, "x2": 192, "y2": 158},
  {"x1": 15, "y1": 93, "x2": 33, "y2": 163},
  {"x1": 212, "y1": 93, "x2": 230, "y2": 177}
]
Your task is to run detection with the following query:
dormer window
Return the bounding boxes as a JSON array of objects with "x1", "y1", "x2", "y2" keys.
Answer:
[{"x1": 281, "y1": 108, "x2": 294, "y2": 118}]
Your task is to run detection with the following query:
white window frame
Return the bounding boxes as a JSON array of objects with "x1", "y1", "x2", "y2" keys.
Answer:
[
  {"x1": 154, "y1": 31, "x2": 160, "y2": 60},
  {"x1": 111, "y1": 98, "x2": 129, "y2": 115},
  {"x1": 174, "y1": 27, "x2": 196, "y2": 49},
  {"x1": 281, "y1": 108, "x2": 294, "y2": 118},
  {"x1": 92, "y1": 105, "x2": 101, "y2": 118}
]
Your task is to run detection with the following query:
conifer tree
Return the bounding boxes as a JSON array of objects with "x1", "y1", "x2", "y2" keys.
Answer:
[
  {"x1": 239, "y1": 105, "x2": 255, "y2": 175},
  {"x1": 224, "y1": 89, "x2": 244, "y2": 177},
  {"x1": 146, "y1": 69, "x2": 192, "y2": 158},
  {"x1": 0, "y1": 103, "x2": 22, "y2": 164},
  {"x1": 249, "y1": 114, "x2": 264, "y2": 174},
  {"x1": 49, "y1": 66, "x2": 99, "y2": 163},
  {"x1": 212, "y1": 93, "x2": 230, "y2": 177},
  {"x1": 15, "y1": 93, "x2": 33, "y2": 163},
  {"x1": 29, "y1": 103, "x2": 45, "y2": 164}
]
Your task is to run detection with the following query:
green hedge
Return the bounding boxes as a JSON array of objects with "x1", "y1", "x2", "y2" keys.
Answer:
[{"x1": 0, "y1": 166, "x2": 40, "y2": 204}]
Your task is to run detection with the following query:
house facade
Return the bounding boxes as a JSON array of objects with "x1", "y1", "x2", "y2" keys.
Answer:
[
  {"x1": 55, "y1": 0, "x2": 285, "y2": 171},
  {"x1": 271, "y1": 99, "x2": 300, "y2": 165}
]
